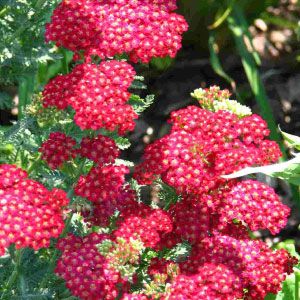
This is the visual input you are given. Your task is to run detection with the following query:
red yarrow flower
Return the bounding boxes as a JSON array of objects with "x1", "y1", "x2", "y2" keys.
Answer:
[
  {"x1": 42, "y1": 61, "x2": 137, "y2": 135},
  {"x1": 39, "y1": 132, "x2": 77, "y2": 170},
  {"x1": 45, "y1": 0, "x2": 188, "y2": 63},
  {"x1": 75, "y1": 134, "x2": 120, "y2": 165},
  {"x1": 219, "y1": 180, "x2": 290, "y2": 235},
  {"x1": 0, "y1": 164, "x2": 69, "y2": 255},
  {"x1": 55, "y1": 233, "x2": 125, "y2": 300},
  {"x1": 134, "y1": 106, "x2": 282, "y2": 197}
]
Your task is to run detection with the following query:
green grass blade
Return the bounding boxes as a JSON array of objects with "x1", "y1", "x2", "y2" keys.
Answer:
[
  {"x1": 227, "y1": 10, "x2": 280, "y2": 147},
  {"x1": 208, "y1": 30, "x2": 243, "y2": 102},
  {"x1": 227, "y1": 5, "x2": 300, "y2": 210},
  {"x1": 18, "y1": 76, "x2": 35, "y2": 120},
  {"x1": 208, "y1": 0, "x2": 235, "y2": 29},
  {"x1": 261, "y1": 13, "x2": 298, "y2": 30},
  {"x1": 60, "y1": 47, "x2": 70, "y2": 75},
  {"x1": 231, "y1": 3, "x2": 261, "y2": 66}
]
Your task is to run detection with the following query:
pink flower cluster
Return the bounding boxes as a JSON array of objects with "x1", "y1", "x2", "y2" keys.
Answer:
[
  {"x1": 42, "y1": 61, "x2": 137, "y2": 135},
  {"x1": 55, "y1": 233, "x2": 124, "y2": 300},
  {"x1": 75, "y1": 164, "x2": 130, "y2": 226},
  {"x1": 115, "y1": 201, "x2": 173, "y2": 248},
  {"x1": 45, "y1": 0, "x2": 188, "y2": 63},
  {"x1": 0, "y1": 165, "x2": 69, "y2": 255},
  {"x1": 134, "y1": 106, "x2": 282, "y2": 194},
  {"x1": 178, "y1": 235, "x2": 297, "y2": 300},
  {"x1": 51, "y1": 94, "x2": 297, "y2": 300},
  {"x1": 39, "y1": 132, "x2": 77, "y2": 169},
  {"x1": 76, "y1": 134, "x2": 120, "y2": 165},
  {"x1": 219, "y1": 180, "x2": 290, "y2": 234}
]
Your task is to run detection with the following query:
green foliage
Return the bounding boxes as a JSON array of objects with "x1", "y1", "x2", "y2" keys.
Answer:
[
  {"x1": 0, "y1": 247, "x2": 72, "y2": 300},
  {"x1": 0, "y1": 0, "x2": 61, "y2": 85},
  {"x1": 0, "y1": 115, "x2": 40, "y2": 153},
  {"x1": 150, "y1": 56, "x2": 174, "y2": 70},
  {"x1": 279, "y1": 128, "x2": 300, "y2": 151},
  {"x1": 0, "y1": 91, "x2": 14, "y2": 109},
  {"x1": 128, "y1": 94, "x2": 155, "y2": 114},
  {"x1": 162, "y1": 240, "x2": 191, "y2": 262},
  {"x1": 129, "y1": 178, "x2": 143, "y2": 202},
  {"x1": 154, "y1": 179, "x2": 181, "y2": 210},
  {"x1": 130, "y1": 79, "x2": 147, "y2": 90}
]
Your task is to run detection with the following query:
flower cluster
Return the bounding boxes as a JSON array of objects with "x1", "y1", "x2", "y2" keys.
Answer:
[
  {"x1": 165, "y1": 263, "x2": 243, "y2": 300},
  {"x1": 45, "y1": 0, "x2": 188, "y2": 63},
  {"x1": 179, "y1": 235, "x2": 297, "y2": 300},
  {"x1": 75, "y1": 164, "x2": 131, "y2": 226},
  {"x1": 0, "y1": 164, "x2": 69, "y2": 255},
  {"x1": 26, "y1": 93, "x2": 68, "y2": 126},
  {"x1": 191, "y1": 85, "x2": 252, "y2": 118},
  {"x1": 134, "y1": 105, "x2": 282, "y2": 195},
  {"x1": 75, "y1": 134, "x2": 120, "y2": 165},
  {"x1": 55, "y1": 233, "x2": 125, "y2": 300},
  {"x1": 42, "y1": 61, "x2": 137, "y2": 135},
  {"x1": 219, "y1": 180, "x2": 290, "y2": 234},
  {"x1": 115, "y1": 202, "x2": 173, "y2": 248},
  {"x1": 129, "y1": 87, "x2": 296, "y2": 299},
  {"x1": 39, "y1": 132, "x2": 77, "y2": 170}
]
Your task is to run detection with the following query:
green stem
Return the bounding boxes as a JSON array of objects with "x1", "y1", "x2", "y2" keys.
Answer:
[
  {"x1": 208, "y1": 0, "x2": 235, "y2": 29},
  {"x1": 295, "y1": 269, "x2": 300, "y2": 300},
  {"x1": 18, "y1": 76, "x2": 35, "y2": 120},
  {"x1": 27, "y1": 153, "x2": 42, "y2": 176},
  {"x1": 60, "y1": 48, "x2": 69, "y2": 75},
  {"x1": 1, "y1": 248, "x2": 22, "y2": 300},
  {"x1": 0, "y1": 7, "x2": 10, "y2": 18}
]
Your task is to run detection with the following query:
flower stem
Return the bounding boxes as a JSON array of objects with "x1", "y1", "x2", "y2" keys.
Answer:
[
  {"x1": 27, "y1": 153, "x2": 42, "y2": 176},
  {"x1": 0, "y1": 7, "x2": 10, "y2": 18},
  {"x1": 1, "y1": 247, "x2": 22, "y2": 300}
]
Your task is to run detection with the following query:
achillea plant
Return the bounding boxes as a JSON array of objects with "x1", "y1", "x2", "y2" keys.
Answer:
[{"x1": 0, "y1": 1, "x2": 298, "y2": 300}]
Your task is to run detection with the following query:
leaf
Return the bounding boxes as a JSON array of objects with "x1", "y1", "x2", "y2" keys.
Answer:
[
  {"x1": 128, "y1": 178, "x2": 143, "y2": 201},
  {"x1": 222, "y1": 153, "x2": 300, "y2": 181},
  {"x1": 130, "y1": 80, "x2": 147, "y2": 90},
  {"x1": 100, "y1": 130, "x2": 131, "y2": 150},
  {"x1": 150, "y1": 56, "x2": 174, "y2": 70},
  {"x1": 208, "y1": 30, "x2": 242, "y2": 103},
  {"x1": 155, "y1": 179, "x2": 181, "y2": 210},
  {"x1": 128, "y1": 94, "x2": 155, "y2": 114},
  {"x1": 163, "y1": 241, "x2": 191, "y2": 261},
  {"x1": 279, "y1": 128, "x2": 300, "y2": 150},
  {"x1": 114, "y1": 158, "x2": 134, "y2": 167}
]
